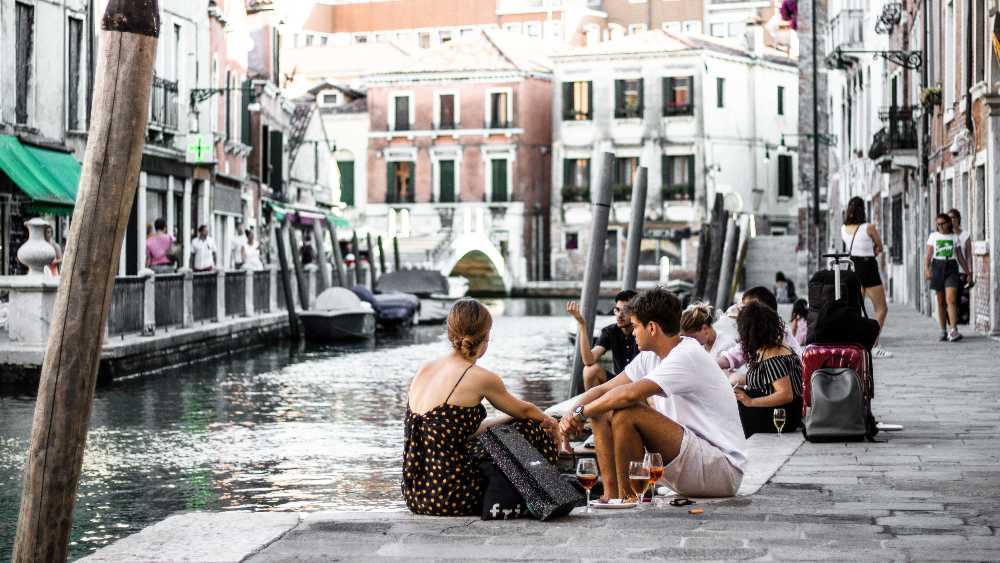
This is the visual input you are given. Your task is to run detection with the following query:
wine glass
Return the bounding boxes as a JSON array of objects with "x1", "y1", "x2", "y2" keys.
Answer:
[
  {"x1": 627, "y1": 461, "x2": 650, "y2": 510},
  {"x1": 643, "y1": 452, "x2": 664, "y2": 506},
  {"x1": 773, "y1": 408, "x2": 787, "y2": 436},
  {"x1": 576, "y1": 458, "x2": 599, "y2": 513}
]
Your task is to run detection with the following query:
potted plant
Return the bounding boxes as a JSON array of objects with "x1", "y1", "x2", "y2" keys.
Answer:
[
  {"x1": 780, "y1": 0, "x2": 798, "y2": 30},
  {"x1": 920, "y1": 87, "x2": 942, "y2": 107}
]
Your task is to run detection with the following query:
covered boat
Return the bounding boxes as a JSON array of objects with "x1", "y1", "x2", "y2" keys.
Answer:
[
  {"x1": 375, "y1": 269, "x2": 465, "y2": 324},
  {"x1": 351, "y1": 284, "x2": 420, "y2": 327},
  {"x1": 300, "y1": 287, "x2": 376, "y2": 341}
]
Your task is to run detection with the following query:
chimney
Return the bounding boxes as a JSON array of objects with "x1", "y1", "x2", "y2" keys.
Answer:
[{"x1": 744, "y1": 18, "x2": 765, "y2": 56}]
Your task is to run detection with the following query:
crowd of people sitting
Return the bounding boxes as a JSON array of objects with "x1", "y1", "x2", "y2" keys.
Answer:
[{"x1": 402, "y1": 283, "x2": 823, "y2": 516}]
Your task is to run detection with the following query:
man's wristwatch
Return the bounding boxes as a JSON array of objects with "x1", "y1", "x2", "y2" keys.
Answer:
[{"x1": 573, "y1": 405, "x2": 588, "y2": 422}]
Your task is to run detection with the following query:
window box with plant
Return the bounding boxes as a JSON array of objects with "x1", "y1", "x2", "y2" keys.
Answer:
[
  {"x1": 663, "y1": 76, "x2": 694, "y2": 116},
  {"x1": 920, "y1": 86, "x2": 942, "y2": 108},
  {"x1": 662, "y1": 155, "x2": 695, "y2": 201},
  {"x1": 614, "y1": 78, "x2": 643, "y2": 119}
]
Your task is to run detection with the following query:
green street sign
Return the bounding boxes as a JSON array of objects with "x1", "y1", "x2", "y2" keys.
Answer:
[{"x1": 187, "y1": 134, "x2": 213, "y2": 163}]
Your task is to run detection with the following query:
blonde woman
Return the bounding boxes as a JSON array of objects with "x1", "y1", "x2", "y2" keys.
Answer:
[
  {"x1": 402, "y1": 299, "x2": 559, "y2": 516},
  {"x1": 680, "y1": 302, "x2": 736, "y2": 361}
]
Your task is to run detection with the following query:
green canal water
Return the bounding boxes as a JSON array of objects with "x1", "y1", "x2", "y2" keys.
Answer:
[{"x1": 0, "y1": 298, "x2": 595, "y2": 561}]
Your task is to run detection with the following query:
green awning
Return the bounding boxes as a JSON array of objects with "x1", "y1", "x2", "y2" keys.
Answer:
[
  {"x1": 0, "y1": 134, "x2": 80, "y2": 216},
  {"x1": 325, "y1": 212, "x2": 350, "y2": 229}
]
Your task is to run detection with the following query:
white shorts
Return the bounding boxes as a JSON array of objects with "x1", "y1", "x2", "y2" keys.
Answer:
[{"x1": 663, "y1": 429, "x2": 743, "y2": 498}]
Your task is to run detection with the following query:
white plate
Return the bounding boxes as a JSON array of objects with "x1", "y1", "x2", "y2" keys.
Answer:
[{"x1": 589, "y1": 500, "x2": 637, "y2": 510}]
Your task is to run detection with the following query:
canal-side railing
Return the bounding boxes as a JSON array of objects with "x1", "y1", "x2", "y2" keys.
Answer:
[
  {"x1": 225, "y1": 270, "x2": 246, "y2": 317},
  {"x1": 108, "y1": 276, "x2": 146, "y2": 336},
  {"x1": 154, "y1": 273, "x2": 185, "y2": 328},
  {"x1": 192, "y1": 272, "x2": 218, "y2": 322},
  {"x1": 253, "y1": 270, "x2": 270, "y2": 313}
]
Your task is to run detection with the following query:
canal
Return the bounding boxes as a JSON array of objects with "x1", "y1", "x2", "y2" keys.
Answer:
[{"x1": 0, "y1": 298, "x2": 600, "y2": 561}]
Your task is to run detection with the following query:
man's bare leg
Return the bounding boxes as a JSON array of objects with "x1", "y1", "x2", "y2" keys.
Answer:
[
  {"x1": 611, "y1": 404, "x2": 685, "y2": 499},
  {"x1": 590, "y1": 411, "x2": 617, "y2": 501},
  {"x1": 583, "y1": 364, "x2": 608, "y2": 390}
]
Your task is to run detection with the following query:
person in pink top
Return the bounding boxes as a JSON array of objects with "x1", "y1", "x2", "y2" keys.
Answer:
[
  {"x1": 789, "y1": 299, "x2": 809, "y2": 345},
  {"x1": 146, "y1": 218, "x2": 175, "y2": 274}
]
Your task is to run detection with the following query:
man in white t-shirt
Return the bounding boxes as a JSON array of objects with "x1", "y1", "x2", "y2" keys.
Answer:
[
  {"x1": 190, "y1": 224, "x2": 218, "y2": 272},
  {"x1": 560, "y1": 288, "x2": 747, "y2": 500}
]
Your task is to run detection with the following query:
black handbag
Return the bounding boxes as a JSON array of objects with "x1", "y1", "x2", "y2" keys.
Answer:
[{"x1": 477, "y1": 425, "x2": 582, "y2": 520}]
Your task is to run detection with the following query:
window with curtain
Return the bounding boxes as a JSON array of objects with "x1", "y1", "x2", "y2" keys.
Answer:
[
  {"x1": 394, "y1": 96, "x2": 410, "y2": 131},
  {"x1": 662, "y1": 155, "x2": 695, "y2": 201},
  {"x1": 561, "y1": 81, "x2": 592, "y2": 120},
  {"x1": 614, "y1": 79, "x2": 643, "y2": 118},
  {"x1": 439, "y1": 94, "x2": 456, "y2": 129},
  {"x1": 613, "y1": 157, "x2": 638, "y2": 200},
  {"x1": 562, "y1": 158, "x2": 590, "y2": 202},
  {"x1": 387, "y1": 161, "x2": 415, "y2": 203},
  {"x1": 490, "y1": 92, "x2": 510, "y2": 128},
  {"x1": 664, "y1": 76, "x2": 694, "y2": 116}
]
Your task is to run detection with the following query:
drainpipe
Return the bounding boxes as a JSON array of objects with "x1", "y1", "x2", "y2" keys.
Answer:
[
  {"x1": 965, "y1": 0, "x2": 974, "y2": 135},
  {"x1": 86, "y1": 0, "x2": 96, "y2": 127},
  {"x1": 812, "y1": 0, "x2": 822, "y2": 263}
]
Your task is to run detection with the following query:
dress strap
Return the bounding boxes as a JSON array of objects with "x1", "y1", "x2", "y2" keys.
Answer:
[{"x1": 444, "y1": 364, "x2": 475, "y2": 405}]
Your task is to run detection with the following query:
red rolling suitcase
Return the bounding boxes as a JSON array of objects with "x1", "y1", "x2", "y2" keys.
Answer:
[{"x1": 800, "y1": 343, "x2": 875, "y2": 441}]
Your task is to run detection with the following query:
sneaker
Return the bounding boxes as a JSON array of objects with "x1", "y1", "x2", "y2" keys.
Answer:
[
  {"x1": 939, "y1": 331, "x2": 948, "y2": 342},
  {"x1": 872, "y1": 346, "x2": 894, "y2": 359},
  {"x1": 947, "y1": 329, "x2": 963, "y2": 342}
]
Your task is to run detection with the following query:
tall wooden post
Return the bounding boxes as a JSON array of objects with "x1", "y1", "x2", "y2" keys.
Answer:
[
  {"x1": 12, "y1": 2, "x2": 159, "y2": 561},
  {"x1": 324, "y1": 221, "x2": 346, "y2": 287},
  {"x1": 274, "y1": 219, "x2": 300, "y2": 340},
  {"x1": 288, "y1": 224, "x2": 309, "y2": 310},
  {"x1": 377, "y1": 235, "x2": 388, "y2": 275},
  {"x1": 622, "y1": 167, "x2": 648, "y2": 291},
  {"x1": 366, "y1": 232, "x2": 378, "y2": 289},
  {"x1": 393, "y1": 236, "x2": 401, "y2": 272}
]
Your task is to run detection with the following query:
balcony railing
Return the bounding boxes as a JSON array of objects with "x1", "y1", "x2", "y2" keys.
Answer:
[
  {"x1": 868, "y1": 106, "x2": 918, "y2": 160},
  {"x1": 825, "y1": 9, "x2": 865, "y2": 58},
  {"x1": 149, "y1": 75, "x2": 179, "y2": 130}
]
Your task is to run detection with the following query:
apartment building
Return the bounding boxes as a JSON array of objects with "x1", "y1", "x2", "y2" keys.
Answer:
[{"x1": 550, "y1": 26, "x2": 798, "y2": 281}]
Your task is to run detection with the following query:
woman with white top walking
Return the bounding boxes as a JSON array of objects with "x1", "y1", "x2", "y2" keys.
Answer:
[
  {"x1": 842, "y1": 197, "x2": 892, "y2": 358},
  {"x1": 926, "y1": 213, "x2": 972, "y2": 342}
]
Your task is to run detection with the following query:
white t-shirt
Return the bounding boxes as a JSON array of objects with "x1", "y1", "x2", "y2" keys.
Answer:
[
  {"x1": 191, "y1": 236, "x2": 217, "y2": 270},
  {"x1": 624, "y1": 338, "x2": 748, "y2": 472},
  {"x1": 708, "y1": 330, "x2": 737, "y2": 361},
  {"x1": 926, "y1": 232, "x2": 960, "y2": 261}
]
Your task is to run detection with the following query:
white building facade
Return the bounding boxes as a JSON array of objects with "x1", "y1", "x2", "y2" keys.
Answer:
[{"x1": 550, "y1": 28, "x2": 799, "y2": 281}]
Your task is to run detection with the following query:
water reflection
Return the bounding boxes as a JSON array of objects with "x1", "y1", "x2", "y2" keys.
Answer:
[{"x1": 0, "y1": 298, "x2": 589, "y2": 561}]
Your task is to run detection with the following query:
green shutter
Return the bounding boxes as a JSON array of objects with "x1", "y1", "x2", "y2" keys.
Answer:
[
  {"x1": 585, "y1": 81, "x2": 593, "y2": 119},
  {"x1": 439, "y1": 160, "x2": 455, "y2": 202},
  {"x1": 686, "y1": 155, "x2": 696, "y2": 200},
  {"x1": 778, "y1": 155, "x2": 793, "y2": 197},
  {"x1": 386, "y1": 162, "x2": 396, "y2": 203},
  {"x1": 638, "y1": 78, "x2": 644, "y2": 118},
  {"x1": 562, "y1": 82, "x2": 574, "y2": 120},
  {"x1": 662, "y1": 154, "x2": 670, "y2": 194},
  {"x1": 563, "y1": 158, "x2": 574, "y2": 188},
  {"x1": 687, "y1": 76, "x2": 694, "y2": 115},
  {"x1": 491, "y1": 159, "x2": 507, "y2": 201},
  {"x1": 268, "y1": 130, "x2": 283, "y2": 192},
  {"x1": 338, "y1": 160, "x2": 355, "y2": 206},
  {"x1": 241, "y1": 79, "x2": 252, "y2": 146},
  {"x1": 614, "y1": 80, "x2": 624, "y2": 118},
  {"x1": 406, "y1": 161, "x2": 415, "y2": 203}
]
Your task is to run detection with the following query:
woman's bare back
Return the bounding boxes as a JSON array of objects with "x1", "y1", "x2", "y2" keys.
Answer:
[{"x1": 407, "y1": 357, "x2": 487, "y2": 414}]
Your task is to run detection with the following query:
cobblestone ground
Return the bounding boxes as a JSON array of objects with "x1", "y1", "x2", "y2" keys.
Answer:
[{"x1": 247, "y1": 304, "x2": 1000, "y2": 561}]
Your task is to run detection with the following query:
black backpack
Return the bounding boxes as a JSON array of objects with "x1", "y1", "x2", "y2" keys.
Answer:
[
  {"x1": 812, "y1": 298, "x2": 881, "y2": 351},
  {"x1": 805, "y1": 268, "x2": 866, "y2": 345}
]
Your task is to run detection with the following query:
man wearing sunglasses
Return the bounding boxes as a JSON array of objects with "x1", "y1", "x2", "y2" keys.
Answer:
[{"x1": 566, "y1": 290, "x2": 639, "y2": 390}]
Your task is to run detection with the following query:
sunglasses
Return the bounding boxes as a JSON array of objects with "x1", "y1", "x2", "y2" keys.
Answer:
[{"x1": 669, "y1": 497, "x2": 695, "y2": 507}]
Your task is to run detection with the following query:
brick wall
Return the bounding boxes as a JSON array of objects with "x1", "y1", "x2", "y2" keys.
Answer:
[{"x1": 975, "y1": 254, "x2": 991, "y2": 332}]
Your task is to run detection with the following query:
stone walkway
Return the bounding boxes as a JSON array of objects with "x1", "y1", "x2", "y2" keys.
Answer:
[{"x1": 83, "y1": 304, "x2": 1000, "y2": 561}]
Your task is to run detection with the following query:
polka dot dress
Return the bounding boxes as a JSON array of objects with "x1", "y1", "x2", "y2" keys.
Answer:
[{"x1": 402, "y1": 405, "x2": 559, "y2": 517}]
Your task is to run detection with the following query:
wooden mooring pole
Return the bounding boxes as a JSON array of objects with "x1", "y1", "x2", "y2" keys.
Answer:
[
  {"x1": 12, "y1": 2, "x2": 159, "y2": 561},
  {"x1": 274, "y1": 219, "x2": 301, "y2": 341}
]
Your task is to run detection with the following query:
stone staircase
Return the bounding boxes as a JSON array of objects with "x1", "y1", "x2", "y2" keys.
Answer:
[{"x1": 744, "y1": 235, "x2": 800, "y2": 292}]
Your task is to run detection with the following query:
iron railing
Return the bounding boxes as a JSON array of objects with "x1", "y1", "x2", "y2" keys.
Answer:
[
  {"x1": 108, "y1": 276, "x2": 146, "y2": 335},
  {"x1": 149, "y1": 75, "x2": 179, "y2": 130},
  {"x1": 154, "y1": 274, "x2": 185, "y2": 328},
  {"x1": 192, "y1": 272, "x2": 217, "y2": 322},
  {"x1": 868, "y1": 106, "x2": 918, "y2": 160},
  {"x1": 253, "y1": 270, "x2": 270, "y2": 313},
  {"x1": 225, "y1": 271, "x2": 246, "y2": 317}
]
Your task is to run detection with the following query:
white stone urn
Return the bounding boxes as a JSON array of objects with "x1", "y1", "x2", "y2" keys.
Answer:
[{"x1": 17, "y1": 218, "x2": 56, "y2": 276}]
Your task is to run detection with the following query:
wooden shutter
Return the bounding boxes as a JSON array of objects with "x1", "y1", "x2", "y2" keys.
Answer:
[
  {"x1": 386, "y1": 162, "x2": 396, "y2": 203},
  {"x1": 585, "y1": 81, "x2": 593, "y2": 119},
  {"x1": 563, "y1": 159, "x2": 574, "y2": 188},
  {"x1": 778, "y1": 154, "x2": 793, "y2": 198},
  {"x1": 339, "y1": 161, "x2": 355, "y2": 206},
  {"x1": 637, "y1": 78, "x2": 644, "y2": 118},
  {"x1": 685, "y1": 155, "x2": 695, "y2": 200},
  {"x1": 491, "y1": 159, "x2": 507, "y2": 201},
  {"x1": 687, "y1": 76, "x2": 695, "y2": 115},
  {"x1": 614, "y1": 80, "x2": 624, "y2": 118},
  {"x1": 439, "y1": 160, "x2": 455, "y2": 202},
  {"x1": 268, "y1": 129, "x2": 283, "y2": 192},
  {"x1": 225, "y1": 71, "x2": 233, "y2": 140},
  {"x1": 562, "y1": 82, "x2": 574, "y2": 120},
  {"x1": 406, "y1": 161, "x2": 415, "y2": 203},
  {"x1": 241, "y1": 79, "x2": 252, "y2": 145},
  {"x1": 15, "y1": 2, "x2": 33, "y2": 125}
]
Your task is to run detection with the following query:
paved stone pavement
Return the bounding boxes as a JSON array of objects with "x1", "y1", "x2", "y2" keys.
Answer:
[{"x1": 85, "y1": 304, "x2": 1000, "y2": 561}]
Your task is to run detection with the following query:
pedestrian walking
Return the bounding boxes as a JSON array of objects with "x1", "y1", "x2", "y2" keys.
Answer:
[
  {"x1": 773, "y1": 271, "x2": 796, "y2": 304},
  {"x1": 230, "y1": 220, "x2": 247, "y2": 269},
  {"x1": 947, "y1": 209, "x2": 975, "y2": 324},
  {"x1": 841, "y1": 197, "x2": 892, "y2": 358},
  {"x1": 190, "y1": 224, "x2": 217, "y2": 273},
  {"x1": 925, "y1": 213, "x2": 971, "y2": 342},
  {"x1": 146, "y1": 218, "x2": 176, "y2": 274},
  {"x1": 241, "y1": 229, "x2": 265, "y2": 271}
]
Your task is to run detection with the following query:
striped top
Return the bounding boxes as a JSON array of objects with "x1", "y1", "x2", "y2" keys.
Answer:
[{"x1": 747, "y1": 352, "x2": 803, "y2": 399}]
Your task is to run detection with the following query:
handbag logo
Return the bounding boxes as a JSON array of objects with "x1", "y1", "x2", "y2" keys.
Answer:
[{"x1": 489, "y1": 503, "x2": 523, "y2": 520}]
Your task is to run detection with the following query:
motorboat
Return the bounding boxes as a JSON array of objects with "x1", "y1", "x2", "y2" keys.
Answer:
[
  {"x1": 351, "y1": 284, "x2": 420, "y2": 328},
  {"x1": 375, "y1": 269, "x2": 466, "y2": 324},
  {"x1": 300, "y1": 287, "x2": 376, "y2": 341}
]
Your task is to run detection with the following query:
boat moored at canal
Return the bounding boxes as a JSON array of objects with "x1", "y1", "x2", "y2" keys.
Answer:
[{"x1": 300, "y1": 287, "x2": 376, "y2": 341}]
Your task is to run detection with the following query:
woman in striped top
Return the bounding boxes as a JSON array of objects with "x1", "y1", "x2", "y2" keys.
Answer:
[{"x1": 732, "y1": 302, "x2": 803, "y2": 438}]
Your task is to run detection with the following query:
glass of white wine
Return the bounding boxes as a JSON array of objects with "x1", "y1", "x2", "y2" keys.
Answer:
[
  {"x1": 627, "y1": 461, "x2": 650, "y2": 510},
  {"x1": 576, "y1": 458, "x2": 599, "y2": 513},
  {"x1": 773, "y1": 408, "x2": 787, "y2": 436}
]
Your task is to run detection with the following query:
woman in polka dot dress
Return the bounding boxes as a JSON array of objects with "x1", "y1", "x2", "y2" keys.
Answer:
[{"x1": 402, "y1": 298, "x2": 560, "y2": 516}]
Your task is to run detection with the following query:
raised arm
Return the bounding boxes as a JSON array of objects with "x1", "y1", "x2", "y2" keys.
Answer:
[{"x1": 566, "y1": 301, "x2": 606, "y2": 366}]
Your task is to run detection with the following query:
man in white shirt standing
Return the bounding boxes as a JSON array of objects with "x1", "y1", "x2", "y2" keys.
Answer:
[
  {"x1": 190, "y1": 224, "x2": 218, "y2": 273},
  {"x1": 560, "y1": 288, "x2": 747, "y2": 500}
]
